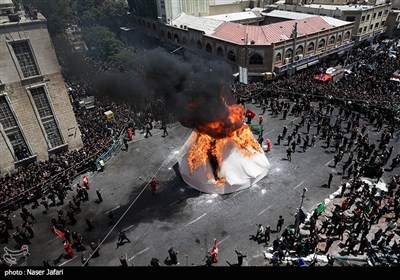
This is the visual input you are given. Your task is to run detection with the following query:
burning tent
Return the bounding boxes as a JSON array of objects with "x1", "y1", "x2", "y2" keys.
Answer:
[{"x1": 177, "y1": 105, "x2": 270, "y2": 194}]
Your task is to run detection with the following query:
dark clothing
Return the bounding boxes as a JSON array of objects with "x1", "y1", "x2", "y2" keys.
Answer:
[{"x1": 277, "y1": 217, "x2": 284, "y2": 232}]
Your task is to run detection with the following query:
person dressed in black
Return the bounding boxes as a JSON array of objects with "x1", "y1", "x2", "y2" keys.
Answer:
[
  {"x1": 116, "y1": 231, "x2": 131, "y2": 248},
  {"x1": 277, "y1": 216, "x2": 284, "y2": 232},
  {"x1": 327, "y1": 173, "x2": 333, "y2": 188},
  {"x1": 161, "y1": 122, "x2": 169, "y2": 137},
  {"x1": 166, "y1": 247, "x2": 179, "y2": 265},
  {"x1": 96, "y1": 188, "x2": 103, "y2": 203},
  {"x1": 123, "y1": 138, "x2": 129, "y2": 151},
  {"x1": 150, "y1": 258, "x2": 160, "y2": 267},
  {"x1": 120, "y1": 253, "x2": 128, "y2": 267}
]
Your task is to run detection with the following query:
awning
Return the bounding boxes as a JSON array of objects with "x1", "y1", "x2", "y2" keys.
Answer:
[
  {"x1": 296, "y1": 64, "x2": 308, "y2": 71},
  {"x1": 308, "y1": 60, "x2": 319, "y2": 66}
]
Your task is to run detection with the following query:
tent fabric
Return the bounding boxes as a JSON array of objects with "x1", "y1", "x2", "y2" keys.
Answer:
[
  {"x1": 177, "y1": 132, "x2": 271, "y2": 194},
  {"x1": 313, "y1": 73, "x2": 332, "y2": 81}
]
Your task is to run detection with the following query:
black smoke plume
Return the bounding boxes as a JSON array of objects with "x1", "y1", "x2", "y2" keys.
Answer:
[{"x1": 95, "y1": 49, "x2": 237, "y2": 138}]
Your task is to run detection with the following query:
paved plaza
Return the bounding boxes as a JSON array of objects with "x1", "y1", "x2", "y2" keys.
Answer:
[{"x1": 1, "y1": 100, "x2": 399, "y2": 267}]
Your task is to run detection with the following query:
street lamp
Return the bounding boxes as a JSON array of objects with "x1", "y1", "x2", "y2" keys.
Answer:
[{"x1": 295, "y1": 187, "x2": 307, "y2": 235}]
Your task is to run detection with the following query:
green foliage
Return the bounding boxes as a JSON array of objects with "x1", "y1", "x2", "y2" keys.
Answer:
[
  {"x1": 26, "y1": 0, "x2": 74, "y2": 36},
  {"x1": 82, "y1": 26, "x2": 122, "y2": 60},
  {"x1": 97, "y1": 0, "x2": 128, "y2": 33}
]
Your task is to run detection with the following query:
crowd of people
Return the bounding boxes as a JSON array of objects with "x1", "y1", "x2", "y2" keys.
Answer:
[
  {"x1": 246, "y1": 93, "x2": 399, "y2": 266},
  {"x1": 0, "y1": 37, "x2": 399, "y2": 266}
]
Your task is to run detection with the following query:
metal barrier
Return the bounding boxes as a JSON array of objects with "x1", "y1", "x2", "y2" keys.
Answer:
[{"x1": 95, "y1": 127, "x2": 126, "y2": 171}]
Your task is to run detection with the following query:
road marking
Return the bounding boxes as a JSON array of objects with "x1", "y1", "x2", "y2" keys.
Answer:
[
  {"x1": 47, "y1": 236, "x2": 60, "y2": 243},
  {"x1": 264, "y1": 129, "x2": 275, "y2": 135},
  {"x1": 82, "y1": 129, "x2": 191, "y2": 266},
  {"x1": 293, "y1": 180, "x2": 306, "y2": 190},
  {"x1": 232, "y1": 190, "x2": 243, "y2": 197},
  {"x1": 169, "y1": 195, "x2": 188, "y2": 206},
  {"x1": 185, "y1": 213, "x2": 207, "y2": 227},
  {"x1": 128, "y1": 247, "x2": 150, "y2": 261},
  {"x1": 219, "y1": 235, "x2": 230, "y2": 244},
  {"x1": 257, "y1": 205, "x2": 271, "y2": 216},
  {"x1": 58, "y1": 256, "x2": 77, "y2": 267},
  {"x1": 105, "y1": 205, "x2": 120, "y2": 215},
  {"x1": 325, "y1": 159, "x2": 334, "y2": 166},
  {"x1": 122, "y1": 225, "x2": 134, "y2": 232}
]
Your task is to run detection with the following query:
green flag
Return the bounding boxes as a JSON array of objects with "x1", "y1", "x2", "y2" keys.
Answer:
[
  {"x1": 249, "y1": 124, "x2": 263, "y2": 135},
  {"x1": 315, "y1": 203, "x2": 326, "y2": 215}
]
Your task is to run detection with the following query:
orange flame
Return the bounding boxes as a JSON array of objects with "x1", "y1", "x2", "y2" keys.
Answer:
[
  {"x1": 188, "y1": 105, "x2": 262, "y2": 185},
  {"x1": 195, "y1": 104, "x2": 245, "y2": 138}
]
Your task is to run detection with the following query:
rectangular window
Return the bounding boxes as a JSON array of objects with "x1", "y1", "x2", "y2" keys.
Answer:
[
  {"x1": 373, "y1": 13, "x2": 376, "y2": 19},
  {"x1": 375, "y1": 22, "x2": 379, "y2": 28},
  {"x1": 384, "y1": 10, "x2": 389, "y2": 15},
  {"x1": 361, "y1": 16, "x2": 365, "y2": 22},
  {"x1": 0, "y1": 95, "x2": 31, "y2": 161},
  {"x1": 29, "y1": 87, "x2": 64, "y2": 148},
  {"x1": 358, "y1": 28, "x2": 362, "y2": 34},
  {"x1": 346, "y1": 16, "x2": 355, "y2": 22},
  {"x1": 11, "y1": 41, "x2": 40, "y2": 78},
  {"x1": 366, "y1": 14, "x2": 370, "y2": 21},
  {"x1": 381, "y1": 21, "x2": 385, "y2": 26},
  {"x1": 363, "y1": 26, "x2": 367, "y2": 32},
  {"x1": 378, "y1": 11, "x2": 382, "y2": 17},
  {"x1": 370, "y1": 24, "x2": 373, "y2": 30}
]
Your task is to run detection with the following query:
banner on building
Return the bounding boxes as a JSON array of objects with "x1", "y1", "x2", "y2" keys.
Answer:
[{"x1": 239, "y1": 66, "x2": 248, "y2": 84}]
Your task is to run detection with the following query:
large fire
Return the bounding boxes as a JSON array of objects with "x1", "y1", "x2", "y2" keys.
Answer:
[{"x1": 187, "y1": 104, "x2": 262, "y2": 185}]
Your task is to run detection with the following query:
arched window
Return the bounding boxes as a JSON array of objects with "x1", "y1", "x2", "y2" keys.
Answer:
[
  {"x1": 182, "y1": 37, "x2": 187, "y2": 44},
  {"x1": 307, "y1": 42, "x2": 315, "y2": 53},
  {"x1": 328, "y1": 36, "x2": 335, "y2": 45},
  {"x1": 174, "y1": 34, "x2": 180, "y2": 43},
  {"x1": 206, "y1": 43, "x2": 212, "y2": 53},
  {"x1": 249, "y1": 53, "x2": 263, "y2": 65},
  {"x1": 197, "y1": 40, "x2": 202, "y2": 49},
  {"x1": 167, "y1": 32, "x2": 172, "y2": 39},
  {"x1": 217, "y1": 47, "x2": 224, "y2": 57},
  {"x1": 152, "y1": 23, "x2": 157, "y2": 30},
  {"x1": 318, "y1": 39, "x2": 325, "y2": 49},
  {"x1": 344, "y1": 31, "x2": 351, "y2": 40},
  {"x1": 337, "y1": 35, "x2": 342, "y2": 44},
  {"x1": 275, "y1": 53, "x2": 282, "y2": 63},
  {"x1": 161, "y1": 30, "x2": 165, "y2": 37},
  {"x1": 295, "y1": 45, "x2": 304, "y2": 58},
  {"x1": 284, "y1": 49, "x2": 293, "y2": 61},
  {"x1": 227, "y1": 50, "x2": 236, "y2": 62}
]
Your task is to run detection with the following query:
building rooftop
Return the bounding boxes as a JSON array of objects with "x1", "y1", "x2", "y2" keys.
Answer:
[
  {"x1": 0, "y1": 12, "x2": 46, "y2": 25},
  {"x1": 0, "y1": 0, "x2": 13, "y2": 7},
  {"x1": 303, "y1": 3, "x2": 389, "y2": 11},
  {"x1": 265, "y1": 10, "x2": 316, "y2": 20},
  {"x1": 211, "y1": 16, "x2": 352, "y2": 45},
  {"x1": 172, "y1": 12, "x2": 224, "y2": 35},
  {"x1": 203, "y1": 10, "x2": 263, "y2": 22}
]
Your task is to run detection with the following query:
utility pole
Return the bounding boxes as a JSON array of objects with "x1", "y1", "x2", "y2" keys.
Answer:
[{"x1": 288, "y1": 22, "x2": 297, "y2": 77}]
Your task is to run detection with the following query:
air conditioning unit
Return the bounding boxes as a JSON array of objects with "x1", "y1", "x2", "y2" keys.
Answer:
[
  {"x1": 298, "y1": 54, "x2": 304, "y2": 60},
  {"x1": 285, "y1": 58, "x2": 290, "y2": 64}
]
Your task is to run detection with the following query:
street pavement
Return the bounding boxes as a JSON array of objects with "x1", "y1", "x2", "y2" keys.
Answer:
[{"x1": 2, "y1": 100, "x2": 399, "y2": 267}]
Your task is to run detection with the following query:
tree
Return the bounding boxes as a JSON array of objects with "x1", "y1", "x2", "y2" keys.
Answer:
[
  {"x1": 26, "y1": 0, "x2": 74, "y2": 37},
  {"x1": 82, "y1": 26, "x2": 122, "y2": 60},
  {"x1": 97, "y1": 0, "x2": 128, "y2": 33}
]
